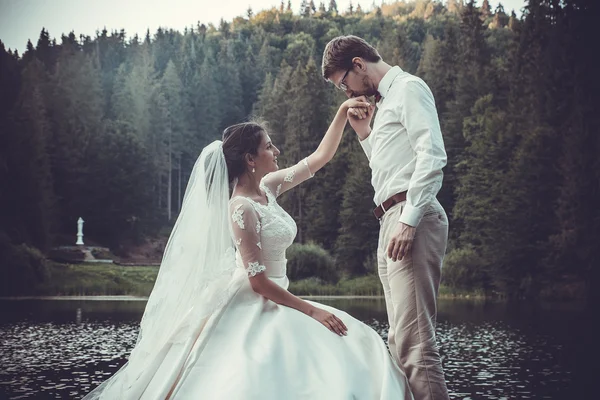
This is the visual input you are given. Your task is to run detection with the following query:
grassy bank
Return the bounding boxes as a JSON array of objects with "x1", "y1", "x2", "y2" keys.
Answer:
[
  {"x1": 30, "y1": 263, "x2": 489, "y2": 298},
  {"x1": 35, "y1": 263, "x2": 159, "y2": 296}
]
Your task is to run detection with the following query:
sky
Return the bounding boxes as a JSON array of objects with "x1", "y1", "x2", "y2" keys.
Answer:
[{"x1": 0, "y1": 0, "x2": 527, "y2": 53}]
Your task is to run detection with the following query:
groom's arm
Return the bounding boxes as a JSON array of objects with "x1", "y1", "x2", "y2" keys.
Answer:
[
  {"x1": 396, "y1": 79, "x2": 447, "y2": 228},
  {"x1": 386, "y1": 79, "x2": 446, "y2": 262},
  {"x1": 347, "y1": 99, "x2": 375, "y2": 161}
]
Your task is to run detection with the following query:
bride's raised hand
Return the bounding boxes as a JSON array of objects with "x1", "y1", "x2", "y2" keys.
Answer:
[
  {"x1": 309, "y1": 307, "x2": 348, "y2": 336},
  {"x1": 342, "y1": 96, "x2": 373, "y2": 120},
  {"x1": 342, "y1": 96, "x2": 374, "y2": 137}
]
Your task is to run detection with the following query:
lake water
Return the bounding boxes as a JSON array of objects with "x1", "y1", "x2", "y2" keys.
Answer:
[{"x1": 0, "y1": 297, "x2": 590, "y2": 399}]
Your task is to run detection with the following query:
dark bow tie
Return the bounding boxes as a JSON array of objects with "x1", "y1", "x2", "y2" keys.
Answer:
[{"x1": 374, "y1": 91, "x2": 382, "y2": 103}]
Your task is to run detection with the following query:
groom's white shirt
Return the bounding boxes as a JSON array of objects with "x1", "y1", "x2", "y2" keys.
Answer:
[{"x1": 359, "y1": 66, "x2": 447, "y2": 228}]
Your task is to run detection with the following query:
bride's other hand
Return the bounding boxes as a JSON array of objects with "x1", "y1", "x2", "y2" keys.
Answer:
[{"x1": 309, "y1": 307, "x2": 348, "y2": 336}]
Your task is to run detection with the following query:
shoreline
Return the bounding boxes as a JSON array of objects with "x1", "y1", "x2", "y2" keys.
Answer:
[
  {"x1": 4, "y1": 264, "x2": 582, "y2": 301},
  {"x1": 0, "y1": 295, "x2": 388, "y2": 301},
  {"x1": 0, "y1": 294, "x2": 493, "y2": 301}
]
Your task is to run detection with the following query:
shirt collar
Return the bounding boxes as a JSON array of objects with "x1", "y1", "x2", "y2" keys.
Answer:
[{"x1": 377, "y1": 66, "x2": 402, "y2": 100}]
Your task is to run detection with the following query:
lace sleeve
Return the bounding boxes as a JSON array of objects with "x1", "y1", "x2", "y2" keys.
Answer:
[
  {"x1": 229, "y1": 198, "x2": 266, "y2": 277},
  {"x1": 261, "y1": 157, "x2": 314, "y2": 198}
]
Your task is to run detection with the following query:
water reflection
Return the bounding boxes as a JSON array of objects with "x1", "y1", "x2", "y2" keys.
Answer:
[{"x1": 0, "y1": 298, "x2": 587, "y2": 399}]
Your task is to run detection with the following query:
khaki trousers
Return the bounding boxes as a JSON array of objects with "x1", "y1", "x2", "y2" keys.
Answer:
[{"x1": 377, "y1": 198, "x2": 450, "y2": 400}]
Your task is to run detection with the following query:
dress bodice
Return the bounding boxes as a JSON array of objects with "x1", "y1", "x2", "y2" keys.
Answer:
[
  {"x1": 229, "y1": 158, "x2": 314, "y2": 288},
  {"x1": 231, "y1": 184, "x2": 297, "y2": 286}
]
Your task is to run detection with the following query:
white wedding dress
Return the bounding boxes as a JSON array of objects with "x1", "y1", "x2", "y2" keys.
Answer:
[
  {"x1": 85, "y1": 152, "x2": 412, "y2": 400},
  {"x1": 159, "y1": 159, "x2": 411, "y2": 399}
]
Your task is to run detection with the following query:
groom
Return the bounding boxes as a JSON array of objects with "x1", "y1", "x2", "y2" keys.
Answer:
[{"x1": 322, "y1": 36, "x2": 450, "y2": 400}]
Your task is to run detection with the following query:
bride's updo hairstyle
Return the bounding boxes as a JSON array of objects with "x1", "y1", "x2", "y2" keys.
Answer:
[{"x1": 222, "y1": 121, "x2": 266, "y2": 184}]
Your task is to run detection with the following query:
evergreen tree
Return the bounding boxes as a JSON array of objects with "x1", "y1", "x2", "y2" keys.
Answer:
[
  {"x1": 444, "y1": 1, "x2": 489, "y2": 229},
  {"x1": 159, "y1": 60, "x2": 190, "y2": 219},
  {"x1": 453, "y1": 95, "x2": 513, "y2": 293},
  {"x1": 35, "y1": 28, "x2": 57, "y2": 71},
  {"x1": 481, "y1": 0, "x2": 492, "y2": 20},
  {"x1": 279, "y1": 59, "x2": 329, "y2": 242},
  {"x1": 2, "y1": 60, "x2": 55, "y2": 250},
  {"x1": 216, "y1": 42, "x2": 245, "y2": 130},
  {"x1": 46, "y1": 47, "x2": 105, "y2": 235},
  {"x1": 489, "y1": 4, "x2": 509, "y2": 29},
  {"x1": 335, "y1": 145, "x2": 378, "y2": 275},
  {"x1": 447, "y1": 0, "x2": 460, "y2": 14},
  {"x1": 254, "y1": 62, "x2": 293, "y2": 146},
  {"x1": 239, "y1": 44, "x2": 264, "y2": 116},
  {"x1": 550, "y1": 0, "x2": 600, "y2": 308},
  {"x1": 329, "y1": 0, "x2": 338, "y2": 14}
]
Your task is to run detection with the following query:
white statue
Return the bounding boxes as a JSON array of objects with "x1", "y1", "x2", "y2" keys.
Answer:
[{"x1": 76, "y1": 217, "x2": 84, "y2": 245}]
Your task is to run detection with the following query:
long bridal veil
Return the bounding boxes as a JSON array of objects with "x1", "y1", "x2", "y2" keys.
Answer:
[{"x1": 84, "y1": 140, "x2": 244, "y2": 399}]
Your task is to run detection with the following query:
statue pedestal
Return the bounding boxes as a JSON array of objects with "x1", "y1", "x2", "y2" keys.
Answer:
[{"x1": 48, "y1": 246, "x2": 114, "y2": 264}]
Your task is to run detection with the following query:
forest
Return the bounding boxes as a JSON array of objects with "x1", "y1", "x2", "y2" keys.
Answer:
[{"x1": 0, "y1": 0, "x2": 597, "y2": 301}]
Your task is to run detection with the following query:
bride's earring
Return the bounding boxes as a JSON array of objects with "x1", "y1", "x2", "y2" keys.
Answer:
[{"x1": 252, "y1": 167, "x2": 255, "y2": 173}]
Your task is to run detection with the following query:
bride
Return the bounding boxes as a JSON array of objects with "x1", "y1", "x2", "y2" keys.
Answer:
[{"x1": 83, "y1": 97, "x2": 412, "y2": 399}]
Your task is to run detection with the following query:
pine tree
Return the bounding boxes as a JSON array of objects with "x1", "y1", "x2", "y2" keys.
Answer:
[
  {"x1": 86, "y1": 118, "x2": 156, "y2": 248},
  {"x1": 3, "y1": 60, "x2": 55, "y2": 250},
  {"x1": 508, "y1": 10, "x2": 518, "y2": 31},
  {"x1": 444, "y1": 1, "x2": 489, "y2": 230},
  {"x1": 22, "y1": 40, "x2": 36, "y2": 63},
  {"x1": 481, "y1": 0, "x2": 492, "y2": 20},
  {"x1": 215, "y1": 42, "x2": 245, "y2": 130},
  {"x1": 279, "y1": 59, "x2": 329, "y2": 242},
  {"x1": 424, "y1": 1, "x2": 436, "y2": 19},
  {"x1": 301, "y1": 0, "x2": 309, "y2": 16},
  {"x1": 335, "y1": 146, "x2": 379, "y2": 275},
  {"x1": 447, "y1": 0, "x2": 460, "y2": 14},
  {"x1": 47, "y1": 47, "x2": 105, "y2": 235},
  {"x1": 329, "y1": 0, "x2": 338, "y2": 14},
  {"x1": 453, "y1": 95, "x2": 513, "y2": 293},
  {"x1": 254, "y1": 62, "x2": 293, "y2": 146},
  {"x1": 239, "y1": 44, "x2": 263, "y2": 116},
  {"x1": 0, "y1": 41, "x2": 23, "y2": 245},
  {"x1": 35, "y1": 28, "x2": 56, "y2": 71},
  {"x1": 159, "y1": 60, "x2": 190, "y2": 219},
  {"x1": 489, "y1": 4, "x2": 509, "y2": 29}
]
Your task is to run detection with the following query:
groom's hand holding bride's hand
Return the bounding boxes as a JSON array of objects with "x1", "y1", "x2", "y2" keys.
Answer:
[{"x1": 344, "y1": 95, "x2": 374, "y2": 140}]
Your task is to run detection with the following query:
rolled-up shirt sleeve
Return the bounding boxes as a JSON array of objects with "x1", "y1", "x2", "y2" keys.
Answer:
[{"x1": 397, "y1": 79, "x2": 447, "y2": 227}]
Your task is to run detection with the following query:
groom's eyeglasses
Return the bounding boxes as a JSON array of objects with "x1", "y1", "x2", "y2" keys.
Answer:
[{"x1": 338, "y1": 67, "x2": 352, "y2": 91}]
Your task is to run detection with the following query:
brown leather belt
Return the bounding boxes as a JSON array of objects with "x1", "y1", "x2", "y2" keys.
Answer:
[{"x1": 373, "y1": 191, "x2": 407, "y2": 220}]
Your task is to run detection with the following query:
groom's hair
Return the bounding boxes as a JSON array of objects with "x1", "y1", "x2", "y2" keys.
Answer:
[{"x1": 322, "y1": 35, "x2": 381, "y2": 80}]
